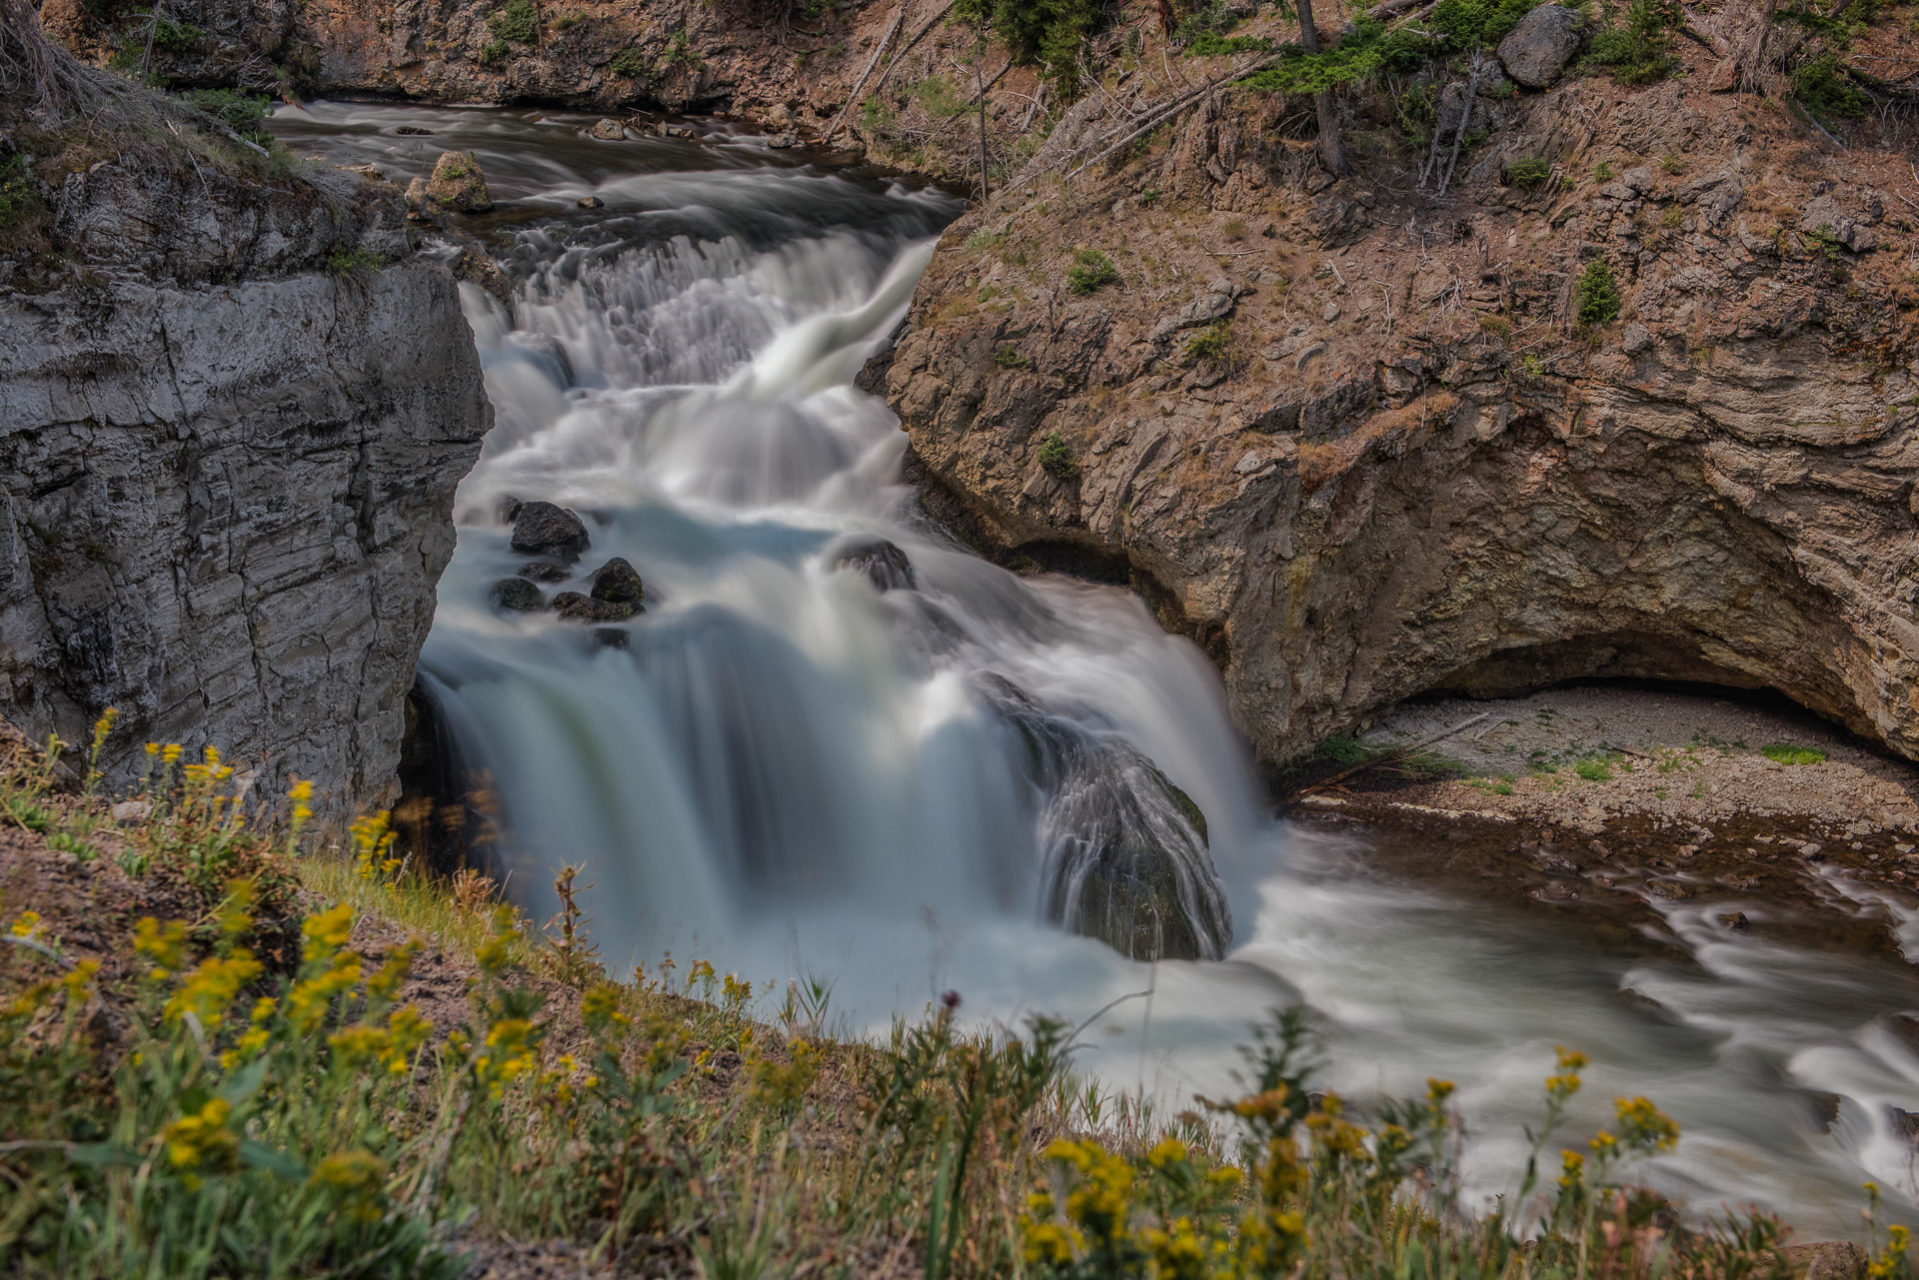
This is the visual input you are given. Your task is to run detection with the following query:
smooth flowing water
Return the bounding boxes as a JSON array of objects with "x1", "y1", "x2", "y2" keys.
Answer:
[{"x1": 277, "y1": 103, "x2": 1919, "y2": 1232}]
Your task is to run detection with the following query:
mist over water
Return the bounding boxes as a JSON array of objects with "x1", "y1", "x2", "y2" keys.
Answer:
[{"x1": 279, "y1": 102, "x2": 1919, "y2": 1232}]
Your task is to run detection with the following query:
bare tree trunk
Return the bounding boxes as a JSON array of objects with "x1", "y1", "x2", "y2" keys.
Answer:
[
  {"x1": 974, "y1": 37, "x2": 989, "y2": 202},
  {"x1": 1295, "y1": 0, "x2": 1348, "y2": 175}
]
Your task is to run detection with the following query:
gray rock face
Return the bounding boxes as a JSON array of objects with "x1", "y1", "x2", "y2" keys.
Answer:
[
  {"x1": 0, "y1": 260, "x2": 489, "y2": 818},
  {"x1": 1497, "y1": 5, "x2": 1585, "y2": 88}
]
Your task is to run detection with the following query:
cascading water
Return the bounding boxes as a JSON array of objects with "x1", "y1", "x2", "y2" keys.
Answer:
[{"x1": 277, "y1": 103, "x2": 1918, "y2": 1233}]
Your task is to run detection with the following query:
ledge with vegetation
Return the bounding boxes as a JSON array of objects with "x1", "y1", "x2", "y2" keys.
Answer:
[{"x1": 0, "y1": 718, "x2": 1907, "y2": 1278}]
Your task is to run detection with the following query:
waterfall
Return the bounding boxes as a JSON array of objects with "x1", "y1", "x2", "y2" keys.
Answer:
[{"x1": 274, "y1": 102, "x2": 1919, "y2": 1232}]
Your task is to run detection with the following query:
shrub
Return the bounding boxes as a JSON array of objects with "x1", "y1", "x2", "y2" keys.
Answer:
[
  {"x1": 994, "y1": 343, "x2": 1028, "y2": 369},
  {"x1": 0, "y1": 153, "x2": 42, "y2": 241},
  {"x1": 1793, "y1": 53, "x2": 1869, "y2": 123},
  {"x1": 1506, "y1": 156, "x2": 1552, "y2": 189},
  {"x1": 183, "y1": 88, "x2": 272, "y2": 144},
  {"x1": 1065, "y1": 248, "x2": 1118, "y2": 295},
  {"x1": 479, "y1": 37, "x2": 510, "y2": 62},
  {"x1": 1036, "y1": 430, "x2": 1079, "y2": 480},
  {"x1": 608, "y1": 46, "x2": 649, "y2": 78},
  {"x1": 1762, "y1": 742, "x2": 1828, "y2": 765},
  {"x1": 1183, "y1": 319, "x2": 1233, "y2": 362},
  {"x1": 326, "y1": 246, "x2": 387, "y2": 275},
  {"x1": 1576, "y1": 256, "x2": 1622, "y2": 328},
  {"x1": 1427, "y1": 0, "x2": 1538, "y2": 50},
  {"x1": 1589, "y1": 0, "x2": 1683, "y2": 84},
  {"x1": 487, "y1": 0, "x2": 538, "y2": 44},
  {"x1": 952, "y1": 0, "x2": 1102, "y2": 93}
]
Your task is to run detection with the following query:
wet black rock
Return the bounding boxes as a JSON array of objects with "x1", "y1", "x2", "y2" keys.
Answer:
[
  {"x1": 589, "y1": 556, "x2": 646, "y2": 606},
  {"x1": 578, "y1": 195, "x2": 605, "y2": 209},
  {"x1": 491, "y1": 577, "x2": 545, "y2": 612},
  {"x1": 510, "y1": 501, "x2": 590, "y2": 560},
  {"x1": 835, "y1": 537, "x2": 917, "y2": 592},
  {"x1": 552, "y1": 591, "x2": 637, "y2": 623},
  {"x1": 517, "y1": 560, "x2": 572, "y2": 583},
  {"x1": 978, "y1": 674, "x2": 1230, "y2": 962},
  {"x1": 395, "y1": 126, "x2": 434, "y2": 136}
]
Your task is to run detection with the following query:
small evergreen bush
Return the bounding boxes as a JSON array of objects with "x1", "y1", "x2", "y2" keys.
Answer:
[
  {"x1": 488, "y1": 0, "x2": 538, "y2": 43},
  {"x1": 1576, "y1": 257, "x2": 1622, "y2": 328},
  {"x1": 1065, "y1": 249, "x2": 1118, "y2": 295}
]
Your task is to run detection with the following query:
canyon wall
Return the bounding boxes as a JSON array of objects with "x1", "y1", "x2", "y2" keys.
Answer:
[
  {"x1": 0, "y1": 156, "x2": 490, "y2": 816},
  {"x1": 885, "y1": 65, "x2": 1919, "y2": 767}
]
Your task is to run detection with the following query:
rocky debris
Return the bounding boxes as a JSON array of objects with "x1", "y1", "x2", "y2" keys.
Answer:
[
  {"x1": 509, "y1": 502, "x2": 589, "y2": 561},
  {"x1": 587, "y1": 557, "x2": 645, "y2": 606},
  {"x1": 834, "y1": 537, "x2": 916, "y2": 592},
  {"x1": 659, "y1": 123, "x2": 695, "y2": 139},
  {"x1": 552, "y1": 591, "x2": 637, "y2": 624},
  {"x1": 490, "y1": 578, "x2": 545, "y2": 612},
  {"x1": 1496, "y1": 5, "x2": 1586, "y2": 88},
  {"x1": 1149, "y1": 280, "x2": 1237, "y2": 342},
  {"x1": 412, "y1": 151, "x2": 493, "y2": 214},
  {"x1": 517, "y1": 560, "x2": 572, "y2": 583},
  {"x1": 768, "y1": 133, "x2": 798, "y2": 149},
  {"x1": 587, "y1": 118, "x2": 626, "y2": 140}
]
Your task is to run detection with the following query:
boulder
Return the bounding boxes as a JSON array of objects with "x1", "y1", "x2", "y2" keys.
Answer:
[
  {"x1": 517, "y1": 560, "x2": 572, "y2": 583},
  {"x1": 1783, "y1": 1243, "x2": 1867, "y2": 1280},
  {"x1": 490, "y1": 578, "x2": 545, "y2": 612},
  {"x1": 588, "y1": 118, "x2": 626, "y2": 140},
  {"x1": 834, "y1": 537, "x2": 916, "y2": 592},
  {"x1": 509, "y1": 501, "x2": 589, "y2": 560},
  {"x1": 589, "y1": 556, "x2": 646, "y2": 606},
  {"x1": 577, "y1": 195, "x2": 604, "y2": 209},
  {"x1": 1496, "y1": 5, "x2": 1586, "y2": 88},
  {"x1": 552, "y1": 592, "x2": 637, "y2": 623},
  {"x1": 422, "y1": 150, "x2": 493, "y2": 213}
]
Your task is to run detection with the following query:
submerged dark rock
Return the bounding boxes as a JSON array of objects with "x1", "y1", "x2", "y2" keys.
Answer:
[
  {"x1": 552, "y1": 591, "x2": 637, "y2": 624},
  {"x1": 589, "y1": 556, "x2": 646, "y2": 606},
  {"x1": 510, "y1": 501, "x2": 590, "y2": 560},
  {"x1": 835, "y1": 537, "x2": 916, "y2": 592},
  {"x1": 490, "y1": 578, "x2": 545, "y2": 612},
  {"x1": 517, "y1": 560, "x2": 572, "y2": 583},
  {"x1": 978, "y1": 675, "x2": 1230, "y2": 962}
]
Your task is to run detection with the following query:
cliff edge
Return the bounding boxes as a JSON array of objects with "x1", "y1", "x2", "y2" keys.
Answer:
[{"x1": 0, "y1": 57, "x2": 490, "y2": 816}]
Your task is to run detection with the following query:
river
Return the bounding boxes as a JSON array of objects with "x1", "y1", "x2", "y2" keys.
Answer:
[{"x1": 275, "y1": 101, "x2": 1918, "y2": 1234}]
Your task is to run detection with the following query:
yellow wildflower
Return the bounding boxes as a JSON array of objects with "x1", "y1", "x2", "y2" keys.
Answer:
[
  {"x1": 301, "y1": 903, "x2": 356, "y2": 963},
  {"x1": 1612, "y1": 1095, "x2": 1680, "y2": 1152},
  {"x1": 1558, "y1": 1148, "x2": 1586, "y2": 1190},
  {"x1": 1146, "y1": 1137, "x2": 1189, "y2": 1170},
  {"x1": 382, "y1": 1004, "x2": 431, "y2": 1074},
  {"x1": 309, "y1": 1150, "x2": 387, "y2": 1223},
  {"x1": 7, "y1": 910, "x2": 41, "y2": 939},
  {"x1": 475, "y1": 905, "x2": 520, "y2": 974},
  {"x1": 133, "y1": 917, "x2": 188, "y2": 979},
  {"x1": 164, "y1": 950, "x2": 262, "y2": 1028},
  {"x1": 581, "y1": 982, "x2": 629, "y2": 1035},
  {"x1": 164, "y1": 1098, "x2": 240, "y2": 1187},
  {"x1": 162, "y1": 744, "x2": 182, "y2": 765}
]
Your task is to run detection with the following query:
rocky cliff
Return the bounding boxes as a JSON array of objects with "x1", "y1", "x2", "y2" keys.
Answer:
[
  {"x1": 884, "y1": 29, "x2": 1919, "y2": 769},
  {"x1": 0, "y1": 142, "x2": 490, "y2": 816}
]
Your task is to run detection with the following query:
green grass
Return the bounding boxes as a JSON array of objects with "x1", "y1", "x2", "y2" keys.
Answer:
[
  {"x1": 1574, "y1": 756, "x2": 1615, "y2": 783},
  {"x1": 1761, "y1": 742, "x2": 1829, "y2": 766}
]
